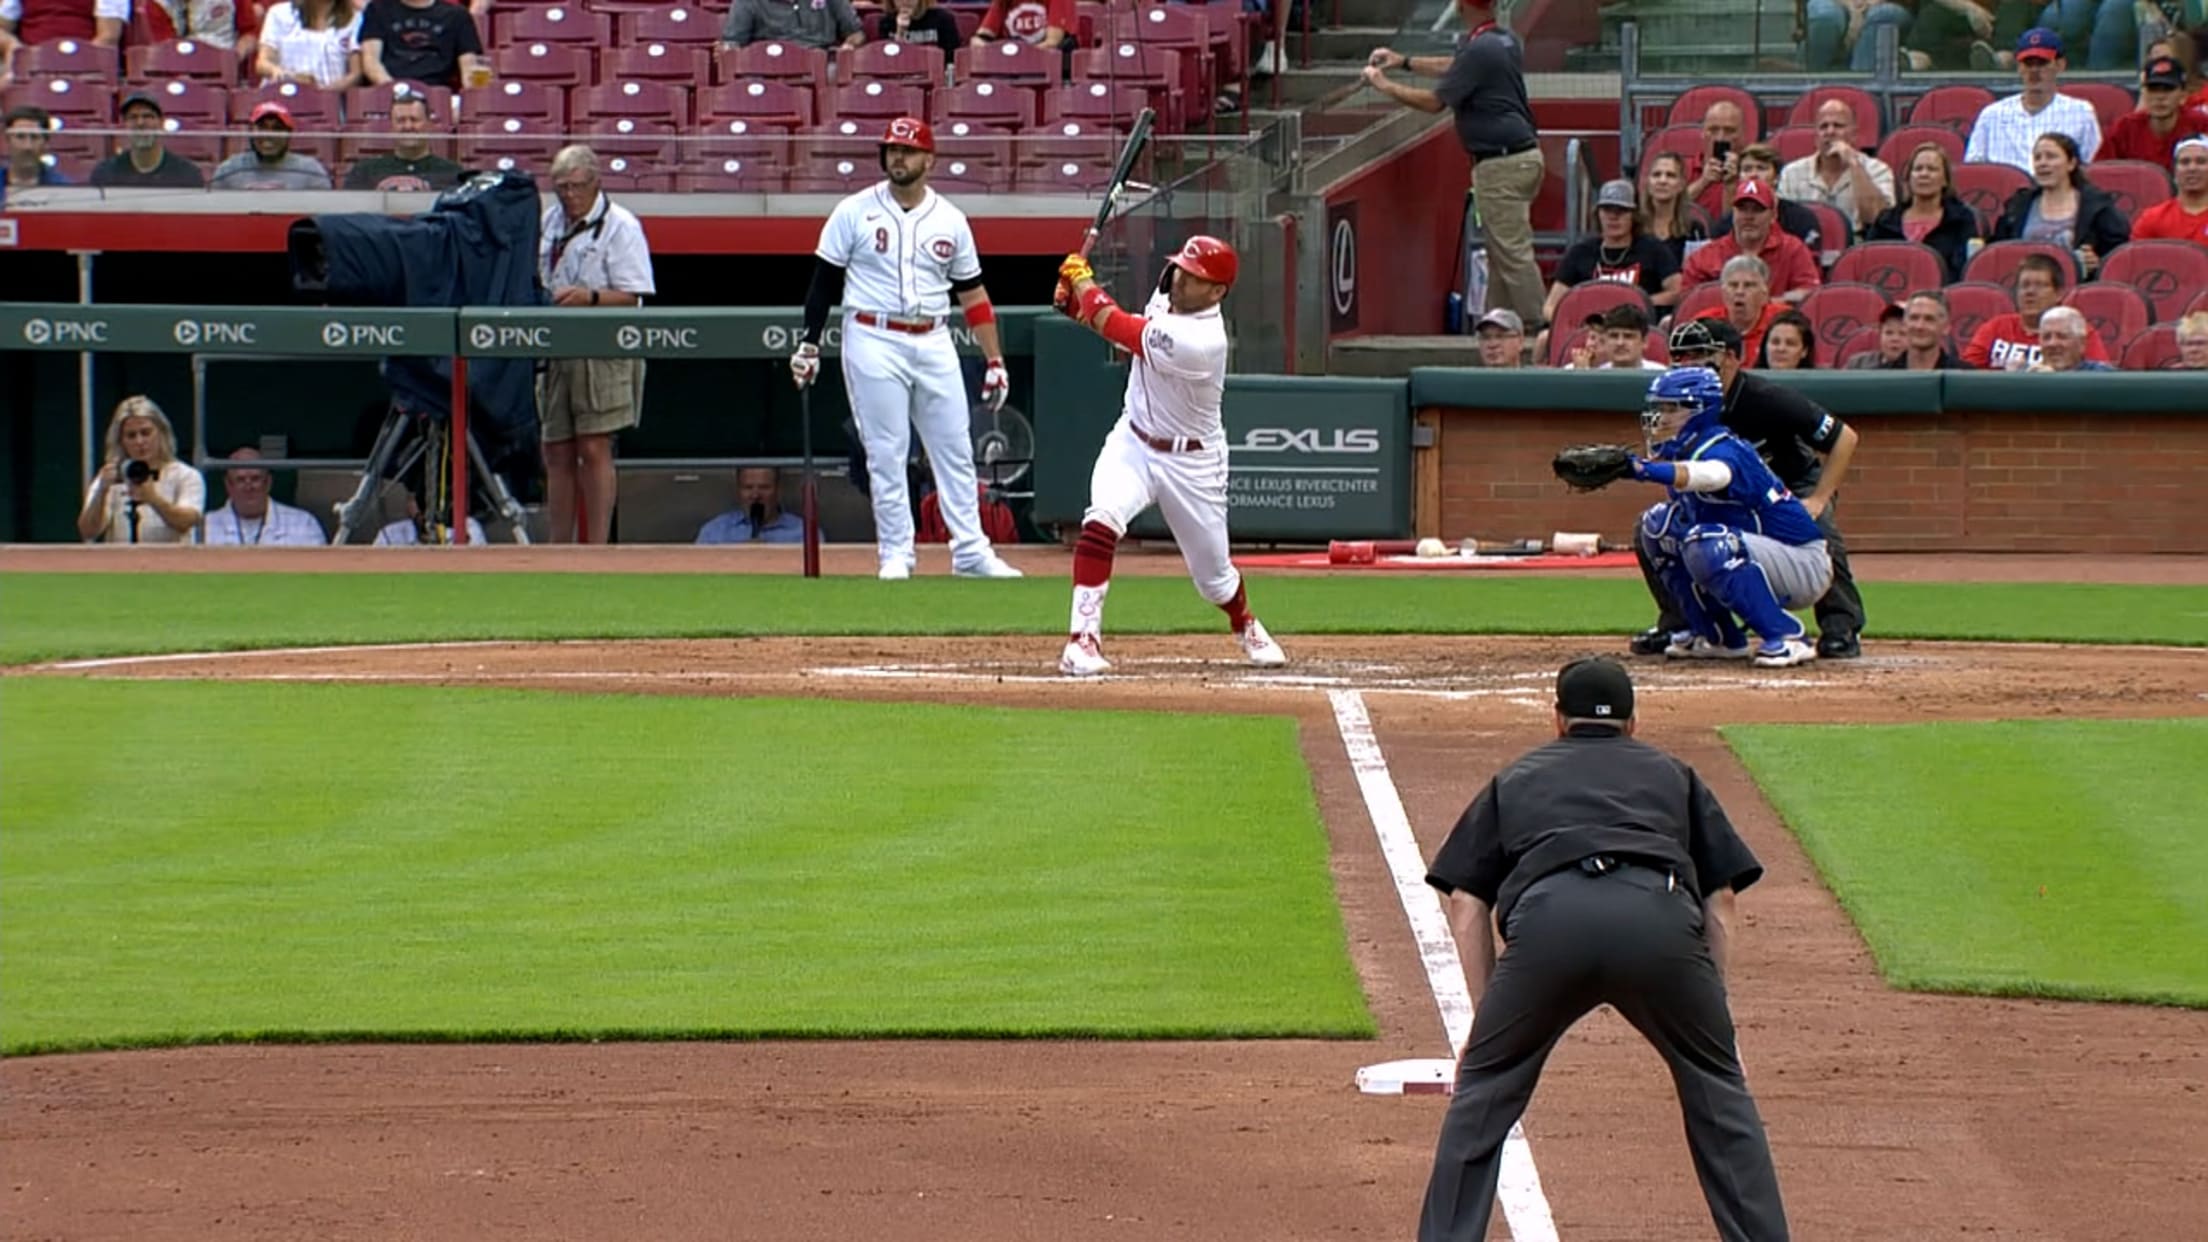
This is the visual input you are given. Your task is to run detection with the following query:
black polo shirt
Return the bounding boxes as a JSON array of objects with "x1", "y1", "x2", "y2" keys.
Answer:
[
  {"x1": 1433, "y1": 24, "x2": 1537, "y2": 159},
  {"x1": 1426, "y1": 727, "x2": 1762, "y2": 928},
  {"x1": 1723, "y1": 371, "x2": 1847, "y2": 495}
]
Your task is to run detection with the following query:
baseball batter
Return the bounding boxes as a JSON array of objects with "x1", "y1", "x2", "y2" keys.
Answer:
[
  {"x1": 791, "y1": 116, "x2": 1021, "y2": 580},
  {"x1": 1052, "y1": 237, "x2": 1287, "y2": 677}
]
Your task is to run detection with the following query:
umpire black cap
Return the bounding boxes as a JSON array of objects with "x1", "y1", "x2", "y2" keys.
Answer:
[
  {"x1": 1668, "y1": 316, "x2": 1742, "y2": 360},
  {"x1": 1557, "y1": 657, "x2": 1635, "y2": 724}
]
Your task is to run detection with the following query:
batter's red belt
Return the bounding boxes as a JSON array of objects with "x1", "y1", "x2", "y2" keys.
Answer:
[
  {"x1": 1131, "y1": 424, "x2": 1206, "y2": 452},
  {"x1": 853, "y1": 312, "x2": 943, "y2": 335}
]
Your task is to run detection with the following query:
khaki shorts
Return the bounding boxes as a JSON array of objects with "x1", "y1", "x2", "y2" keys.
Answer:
[{"x1": 539, "y1": 357, "x2": 645, "y2": 442}]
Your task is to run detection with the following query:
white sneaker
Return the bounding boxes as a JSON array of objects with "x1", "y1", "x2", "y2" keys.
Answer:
[
  {"x1": 1753, "y1": 638, "x2": 1818, "y2": 668},
  {"x1": 878, "y1": 560, "x2": 913, "y2": 581},
  {"x1": 1238, "y1": 618, "x2": 1288, "y2": 667},
  {"x1": 954, "y1": 554, "x2": 1023, "y2": 579},
  {"x1": 1060, "y1": 634, "x2": 1111, "y2": 677},
  {"x1": 1253, "y1": 40, "x2": 1284, "y2": 77},
  {"x1": 1665, "y1": 635, "x2": 1752, "y2": 660}
]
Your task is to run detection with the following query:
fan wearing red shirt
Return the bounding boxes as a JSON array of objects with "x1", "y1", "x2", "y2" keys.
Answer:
[
  {"x1": 1680, "y1": 179, "x2": 1824, "y2": 304},
  {"x1": 0, "y1": 0, "x2": 127, "y2": 59},
  {"x1": 971, "y1": 0, "x2": 1073, "y2": 47},
  {"x1": 1681, "y1": 98, "x2": 1746, "y2": 221},
  {"x1": 2102, "y1": 56, "x2": 2208, "y2": 168},
  {"x1": 1962, "y1": 252, "x2": 2112, "y2": 369},
  {"x1": 2132, "y1": 136, "x2": 2208, "y2": 245}
]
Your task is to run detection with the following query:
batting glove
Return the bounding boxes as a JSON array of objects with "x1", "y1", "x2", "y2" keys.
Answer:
[
  {"x1": 789, "y1": 342, "x2": 820, "y2": 389},
  {"x1": 981, "y1": 357, "x2": 1010, "y2": 411},
  {"x1": 1058, "y1": 253, "x2": 1095, "y2": 286},
  {"x1": 1052, "y1": 277, "x2": 1080, "y2": 319}
]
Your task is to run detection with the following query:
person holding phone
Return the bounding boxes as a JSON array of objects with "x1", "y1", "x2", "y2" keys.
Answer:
[{"x1": 1685, "y1": 100, "x2": 1745, "y2": 220}]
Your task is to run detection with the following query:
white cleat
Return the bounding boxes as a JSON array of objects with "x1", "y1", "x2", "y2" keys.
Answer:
[
  {"x1": 1060, "y1": 634, "x2": 1111, "y2": 677},
  {"x1": 954, "y1": 554, "x2": 1024, "y2": 579},
  {"x1": 1665, "y1": 636, "x2": 1752, "y2": 660},
  {"x1": 1753, "y1": 638, "x2": 1818, "y2": 668},
  {"x1": 1239, "y1": 618, "x2": 1288, "y2": 667},
  {"x1": 878, "y1": 560, "x2": 913, "y2": 581}
]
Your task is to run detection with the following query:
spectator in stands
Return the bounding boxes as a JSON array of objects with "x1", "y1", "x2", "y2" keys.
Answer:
[
  {"x1": 1964, "y1": 28, "x2": 2103, "y2": 171},
  {"x1": 2178, "y1": 308, "x2": 2208, "y2": 367},
  {"x1": 1700, "y1": 254, "x2": 1790, "y2": 365},
  {"x1": 969, "y1": 0, "x2": 1070, "y2": 51},
  {"x1": 696, "y1": 466, "x2": 804, "y2": 544},
  {"x1": 360, "y1": 0, "x2": 483, "y2": 90},
  {"x1": 2133, "y1": 134, "x2": 2208, "y2": 242},
  {"x1": 1991, "y1": 132, "x2": 2129, "y2": 276},
  {"x1": 256, "y1": 0, "x2": 362, "y2": 88},
  {"x1": 871, "y1": 0, "x2": 961, "y2": 61},
  {"x1": 1888, "y1": 290, "x2": 1966, "y2": 368},
  {"x1": 1802, "y1": 0, "x2": 1915, "y2": 72},
  {"x1": 2033, "y1": 0, "x2": 2170, "y2": 70},
  {"x1": 1639, "y1": 150, "x2": 1710, "y2": 268},
  {"x1": 78, "y1": 395, "x2": 205, "y2": 545},
  {"x1": 1681, "y1": 179, "x2": 1822, "y2": 303},
  {"x1": 344, "y1": 93, "x2": 460, "y2": 189},
  {"x1": 0, "y1": 0, "x2": 128, "y2": 83},
  {"x1": 1475, "y1": 308, "x2": 1526, "y2": 367},
  {"x1": 1721, "y1": 143, "x2": 1832, "y2": 254},
  {"x1": 2180, "y1": 28, "x2": 2208, "y2": 113},
  {"x1": 1962, "y1": 251, "x2": 2113, "y2": 366},
  {"x1": 2027, "y1": 305, "x2": 2114, "y2": 369},
  {"x1": 1864, "y1": 141, "x2": 1982, "y2": 281},
  {"x1": 374, "y1": 485, "x2": 487, "y2": 545},
  {"x1": 6, "y1": 104, "x2": 66, "y2": 188},
  {"x1": 91, "y1": 91, "x2": 208, "y2": 188},
  {"x1": 143, "y1": 1, "x2": 263, "y2": 71},
  {"x1": 1365, "y1": 0, "x2": 1546, "y2": 330},
  {"x1": 2105, "y1": 55, "x2": 2208, "y2": 167},
  {"x1": 1540, "y1": 178, "x2": 1681, "y2": 331},
  {"x1": 1901, "y1": 0, "x2": 2031, "y2": 71},
  {"x1": 211, "y1": 101, "x2": 332, "y2": 189},
  {"x1": 1683, "y1": 99, "x2": 1744, "y2": 222},
  {"x1": 721, "y1": 0, "x2": 864, "y2": 50},
  {"x1": 1761, "y1": 309, "x2": 1817, "y2": 369},
  {"x1": 201, "y1": 447, "x2": 330, "y2": 545},
  {"x1": 1596, "y1": 302, "x2": 1665, "y2": 369},
  {"x1": 1844, "y1": 301, "x2": 1909, "y2": 368},
  {"x1": 1778, "y1": 98, "x2": 1894, "y2": 232},
  {"x1": 538, "y1": 144, "x2": 654, "y2": 545}
]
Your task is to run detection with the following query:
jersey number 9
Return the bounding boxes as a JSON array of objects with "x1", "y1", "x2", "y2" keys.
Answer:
[{"x1": 874, "y1": 227, "x2": 890, "y2": 253}]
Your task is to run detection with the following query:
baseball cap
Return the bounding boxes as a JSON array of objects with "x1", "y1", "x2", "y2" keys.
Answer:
[
  {"x1": 2016, "y1": 26, "x2": 2061, "y2": 62},
  {"x1": 1556, "y1": 657, "x2": 1634, "y2": 724},
  {"x1": 1595, "y1": 178, "x2": 1637, "y2": 210},
  {"x1": 1879, "y1": 301, "x2": 1906, "y2": 323},
  {"x1": 1733, "y1": 178, "x2": 1775, "y2": 209},
  {"x1": 117, "y1": 89, "x2": 165, "y2": 117},
  {"x1": 1476, "y1": 308, "x2": 1525, "y2": 334},
  {"x1": 2143, "y1": 56, "x2": 2186, "y2": 89},
  {"x1": 248, "y1": 101, "x2": 296, "y2": 129}
]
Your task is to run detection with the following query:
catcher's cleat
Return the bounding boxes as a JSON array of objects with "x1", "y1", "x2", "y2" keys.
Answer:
[
  {"x1": 1238, "y1": 618, "x2": 1288, "y2": 667},
  {"x1": 1666, "y1": 635, "x2": 1752, "y2": 660},
  {"x1": 1816, "y1": 628, "x2": 1861, "y2": 659},
  {"x1": 1060, "y1": 634, "x2": 1111, "y2": 677},
  {"x1": 1754, "y1": 638, "x2": 1818, "y2": 668},
  {"x1": 1628, "y1": 626, "x2": 1674, "y2": 657}
]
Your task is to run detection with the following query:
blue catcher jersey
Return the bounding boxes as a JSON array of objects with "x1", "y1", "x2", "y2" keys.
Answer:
[{"x1": 1674, "y1": 433, "x2": 1825, "y2": 545}]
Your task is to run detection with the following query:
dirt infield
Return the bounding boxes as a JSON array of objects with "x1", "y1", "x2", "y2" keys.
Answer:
[{"x1": 6, "y1": 548, "x2": 2208, "y2": 1241}]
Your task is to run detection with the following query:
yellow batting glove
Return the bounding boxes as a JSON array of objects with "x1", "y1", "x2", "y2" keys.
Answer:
[{"x1": 1059, "y1": 253, "x2": 1094, "y2": 285}]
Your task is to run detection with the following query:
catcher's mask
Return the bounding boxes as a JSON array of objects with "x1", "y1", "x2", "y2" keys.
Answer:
[{"x1": 1642, "y1": 366, "x2": 1725, "y2": 457}]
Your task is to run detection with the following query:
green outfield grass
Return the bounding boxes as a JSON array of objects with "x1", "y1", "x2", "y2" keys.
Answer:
[
  {"x1": 1724, "y1": 719, "x2": 2208, "y2": 1008},
  {"x1": 0, "y1": 680, "x2": 1374, "y2": 1055},
  {"x1": 3, "y1": 574, "x2": 2204, "y2": 663}
]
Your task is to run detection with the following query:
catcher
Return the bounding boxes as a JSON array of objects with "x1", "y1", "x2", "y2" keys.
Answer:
[{"x1": 1555, "y1": 368, "x2": 1829, "y2": 667}]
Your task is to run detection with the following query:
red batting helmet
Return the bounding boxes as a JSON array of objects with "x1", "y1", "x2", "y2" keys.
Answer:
[
  {"x1": 1166, "y1": 235, "x2": 1238, "y2": 285},
  {"x1": 879, "y1": 116, "x2": 935, "y2": 153}
]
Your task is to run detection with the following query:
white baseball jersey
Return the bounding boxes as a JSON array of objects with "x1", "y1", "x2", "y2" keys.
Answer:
[
  {"x1": 202, "y1": 500, "x2": 329, "y2": 546},
  {"x1": 1120, "y1": 289, "x2": 1230, "y2": 442},
  {"x1": 815, "y1": 183, "x2": 981, "y2": 320}
]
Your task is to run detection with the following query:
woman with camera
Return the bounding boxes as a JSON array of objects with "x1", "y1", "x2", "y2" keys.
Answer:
[{"x1": 78, "y1": 396, "x2": 206, "y2": 545}]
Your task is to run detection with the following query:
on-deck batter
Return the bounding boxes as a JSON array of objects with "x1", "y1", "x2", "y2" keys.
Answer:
[
  {"x1": 1052, "y1": 237, "x2": 1288, "y2": 676},
  {"x1": 790, "y1": 116, "x2": 1021, "y2": 580}
]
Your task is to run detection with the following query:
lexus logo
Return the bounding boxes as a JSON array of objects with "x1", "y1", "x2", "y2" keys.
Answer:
[
  {"x1": 615, "y1": 325, "x2": 643, "y2": 351},
  {"x1": 23, "y1": 318, "x2": 51, "y2": 345},
  {"x1": 173, "y1": 320, "x2": 201, "y2": 345},
  {"x1": 1331, "y1": 216, "x2": 1355, "y2": 318},
  {"x1": 322, "y1": 322, "x2": 350, "y2": 348},
  {"x1": 468, "y1": 323, "x2": 496, "y2": 350}
]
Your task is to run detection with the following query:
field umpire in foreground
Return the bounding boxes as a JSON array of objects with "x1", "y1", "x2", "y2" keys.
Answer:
[{"x1": 1419, "y1": 658, "x2": 1789, "y2": 1241}]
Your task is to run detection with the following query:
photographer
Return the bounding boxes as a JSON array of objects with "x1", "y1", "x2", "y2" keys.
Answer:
[{"x1": 78, "y1": 396, "x2": 206, "y2": 544}]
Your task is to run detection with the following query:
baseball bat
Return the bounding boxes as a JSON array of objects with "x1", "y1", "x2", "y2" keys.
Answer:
[
  {"x1": 1076, "y1": 107, "x2": 1157, "y2": 260},
  {"x1": 799, "y1": 383, "x2": 821, "y2": 579}
]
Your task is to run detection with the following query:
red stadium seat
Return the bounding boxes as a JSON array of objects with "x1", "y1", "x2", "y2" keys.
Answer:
[
  {"x1": 2064, "y1": 282, "x2": 2150, "y2": 352},
  {"x1": 1875, "y1": 123, "x2": 1964, "y2": 175},
  {"x1": 2065, "y1": 82, "x2": 2136, "y2": 133},
  {"x1": 3, "y1": 77, "x2": 112, "y2": 122},
  {"x1": 696, "y1": 117, "x2": 796, "y2": 167},
  {"x1": 678, "y1": 158, "x2": 783, "y2": 192},
  {"x1": 1121, "y1": 3, "x2": 1219, "y2": 113},
  {"x1": 1050, "y1": 80, "x2": 1147, "y2": 127},
  {"x1": 1025, "y1": 117, "x2": 1116, "y2": 166},
  {"x1": 14, "y1": 38, "x2": 120, "y2": 82},
  {"x1": 828, "y1": 81, "x2": 927, "y2": 122},
  {"x1": 594, "y1": 156, "x2": 675, "y2": 192},
  {"x1": 1546, "y1": 283, "x2": 1654, "y2": 366},
  {"x1": 1940, "y1": 281, "x2": 2016, "y2": 345},
  {"x1": 1674, "y1": 283, "x2": 1726, "y2": 323},
  {"x1": 1906, "y1": 84, "x2": 1994, "y2": 132},
  {"x1": 842, "y1": 39, "x2": 944, "y2": 87},
  {"x1": 1788, "y1": 85, "x2": 1883, "y2": 144},
  {"x1": 618, "y1": 5, "x2": 721, "y2": 46},
  {"x1": 503, "y1": 6, "x2": 611, "y2": 46},
  {"x1": 1021, "y1": 158, "x2": 1113, "y2": 192},
  {"x1": 137, "y1": 77, "x2": 228, "y2": 123},
  {"x1": 602, "y1": 42, "x2": 713, "y2": 85},
  {"x1": 126, "y1": 39, "x2": 236, "y2": 84},
  {"x1": 459, "y1": 115, "x2": 563, "y2": 173},
  {"x1": 233, "y1": 80, "x2": 341, "y2": 129},
  {"x1": 344, "y1": 80, "x2": 453, "y2": 123},
  {"x1": 931, "y1": 155, "x2": 1014, "y2": 193},
  {"x1": 1964, "y1": 239, "x2": 2078, "y2": 289},
  {"x1": 932, "y1": 80, "x2": 1038, "y2": 131},
  {"x1": 802, "y1": 118, "x2": 886, "y2": 163},
  {"x1": 1799, "y1": 201, "x2": 1854, "y2": 263},
  {"x1": 1833, "y1": 328, "x2": 1887, "y2": 367},
  {"x1": 2098, "y1": 241, "x2": 2208, "y2": 323},
  {"x1": 574, "y1": 80, "x2": 691, "y2": 125},
  {"x1": 1070, "y1": 43, "x2": 1184, "y2": 131},
  {"x1": 955, "y1": 37, "x2": 1064, "y2": 86},
  {"x1": 717, "y1": 41, "x2": 831, "y2": 91},
  {"x1": 700, "y1": 80, "x2": 814, "y2": 126},
  {"x1": 787, "y1": 152, "x2": 879, "y2": 193},
  {"x1": 157, "y1": 127, "x2": 225, "y2": 163},
  {"x1": 1640, "y1": 123, "x2": 1704, "y2": 167},
  {"x1": 586, "y1": 115, "x2": 676, "y2": 161},
  {"x1": 37, "y1": 126, "x2": 107, "y2": 165},
  {"x1": 1766, "y1": 123, "x2": 1817, "y2": 167},
  {"x1": 1800, "y1": 283, "x2": 1890, "y2": 365},
  {"x1": 2085, "y1": 159, "x2": 2173, "y2": 222},
  {"x1": 2120, "y1": 323, "x2": 2185, "y2": 369},
  {"x1": 933, "y1": 132, "x2": 1014, "y2": 167},
  {"x1": 461, "y1": 79, "x2": 568, "y2": 125},
  {"x1": 1664, "y1": 84, "x2": 1761, "y2": 141},
  {"x1": 1829, "y1": 240, "x2": 1946, "y2": 303},
  {"x1": 492, "y1": 41, "x2": 592, "y2": 85},
  {"x1": 1951, "y1": 160, "x2": 2030, "y2": 232}
]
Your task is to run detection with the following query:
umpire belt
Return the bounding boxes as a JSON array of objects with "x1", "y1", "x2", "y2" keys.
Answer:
[
  {"x1": 853, "y1": 311, "x2": 943, "y2": 335},
  {"x1": 1578, "y1": 853, "x2": 1678, "y2": 891},
  {"x1": 1131, "y1": 423, "x2": 1206, "y2": 453}
]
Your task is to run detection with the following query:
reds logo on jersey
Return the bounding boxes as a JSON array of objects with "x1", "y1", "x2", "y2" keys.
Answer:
[
  {"x1": 930, "y1": 238, "x2": 955, "y2": 261},
  {"x1": 1987, "y1": 339, "x2": 2044, "y2": 368},
  {"x1": 1003, "y1": 0, "x2": 1050, "y2": 39}
]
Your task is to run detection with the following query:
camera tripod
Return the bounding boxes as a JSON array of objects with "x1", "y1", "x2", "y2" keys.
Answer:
[{"x1": 332, "y1": 401, "x2": 532, "y2": 545}]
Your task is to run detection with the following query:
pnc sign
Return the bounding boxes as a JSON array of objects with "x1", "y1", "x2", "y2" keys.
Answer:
[
  {"x1": 172, "y1": 319, "x2": 259, "y2": 347},
  {"x1": 20, "y1": 317, "x2": 110, "y2": 346},
  {"x1": 324, "y1": 321, "x2": 408, "y2": 349},
  {"x1": 615, "y1": 324, "x2": 700, "y2": 352}
]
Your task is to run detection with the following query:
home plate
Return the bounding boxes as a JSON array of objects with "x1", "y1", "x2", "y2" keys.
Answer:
[{"x1": 1356, "y1": 1057, "x2": 1457, "y2": 1096}]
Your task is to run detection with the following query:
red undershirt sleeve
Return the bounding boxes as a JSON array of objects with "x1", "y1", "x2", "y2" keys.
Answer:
[{"x1": 1098, "y1": 309, "x2": 1149, "y2": 357}]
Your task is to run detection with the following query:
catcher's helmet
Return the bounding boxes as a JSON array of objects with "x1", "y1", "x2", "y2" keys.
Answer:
[
  {"x1": 1166, "y1": 235, "x2": 1238, "y2": 286},
  {"x1": 1642, "y1": 366, "x2": 1726, "y2": 458},
  {"x1": 879, "y1": 115, "x2": 935, "y2": 153}
]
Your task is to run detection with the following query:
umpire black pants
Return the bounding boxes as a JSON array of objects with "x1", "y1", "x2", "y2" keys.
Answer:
[
  {"x1": 1640, "y1": 501, "x2": 1865, "y2": 638},
  {"x1": 1419, "y1": 865, "x2": 1789, "y2": 1242}
]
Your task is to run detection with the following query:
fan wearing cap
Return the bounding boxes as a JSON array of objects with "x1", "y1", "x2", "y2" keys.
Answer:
[
  {"x1": 2131, "y1": 134, "x2": 2208, "y2": 243},
  {"x1": 1679, "y1": 177, "x2": 1823, "y2": 304},
  {"x1": 1538, "y1": 178, "x2": 1681, "y2": 337},
  {"x1": 1963, "y1": 28, "x2": 2103, "y2": 173},
  {"x1": 2104, "y1": 55, "x2": 2208, "y2": 166},
  {"x1": 89, "y1": 91, "x2": 207, "y2": 188},
  {"x1": 1843, "y1": 299, "x2": 1909, "y2": 368},
  {"x1": 1473, "y1": 307, "x2": 1526, "y2": 368},
  {"x1": 1418, "y1": 656, "x2": 1786, "y2": 1242},
  {"x1": 210, "y1": 101, "x2": 331, "y2": 190}
]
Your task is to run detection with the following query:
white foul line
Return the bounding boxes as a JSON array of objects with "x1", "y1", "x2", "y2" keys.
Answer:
[{"x1": 1327, "y1": 688, "x2": 1559, "y2": 1242}]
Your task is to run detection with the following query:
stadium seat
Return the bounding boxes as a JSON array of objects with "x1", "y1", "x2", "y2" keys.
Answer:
[
  {"x1": 1940, "y1": 281, "x2": 2016, "y2": 344},
  {"x1": 932, "y1": 80, "x2": 1039, "y2": 131},
  {"x1": 602, "y1": 42, "x2": 714, "y2": 86},
  {"x1": 2085, "y1": 159, "x2": 2173, "y2": 221},
  {"x1": 459, "y1": 115, "x2": 563, "y2": 172},
  {"x1": 1121, "y1": 3, "x2": 1221, "y2": 115},
  {"x1": 955, "y1": 37, "x2": 1065, "y2": 87},
  {"x1": 1050, "y1": 80, "x2": 1148, "y2": 127},
  {"x1": 1674, "y1": 283, "x2": 1726, "y2": 322},
  {"x1": 1664, "y1": 84, "x2": 1761, "y2": 141},
  {"x1": 677, "y1": 158, "x2": 783, "y2": 192},
  {"x1": 139, "y1": 77, "x2": 228, "y2": 123},
  {"x1": 1799, "y1": 283, "x2": 1889, "y2": 365},
  {"x1": 2, "y1": 76, "x2": 112, "y2": 122},
  {"x1": 2065, "y1": 82, "x2": 2135, "y2": 133},
  {"x1": 619, "y1": 6, "x2": 721, "y2": 46},
  {"x1": 1833, "y1": 328, "x2": 1886, "y2": 367},
  {"x1": 1951, "y1": 160, "x2": 2030, "y2": 231},
  {"x1": 126, "y1": 39, "x2": 236, "y2": 84},
  {"x1": 14, "y1": 39, "x2": 120, "y2": 82},
  {"x1": 1766, "y1": 124, "x2": 1817, "y2": 166},
  {"x1": 1069, "y1": 44, "x2": 1184, "y2": 131},
  {"x1": 37, "y1": 125, "x2": 107, "y2": 166},
  {"x1": 492, "y1": 42, "x2": 593, "y2": 85},
  {"x1": 2120, "y1": 323, "x2": 2184, "y2": 369},
  {"x1": 786, "y1": 154, "x2": 879, "y2": 193},
  {"x1": 1906, "y1": 84, "x2": 1994, "y2": 132},
  {"x1": 2191, "y1": 289, "x2": 2208, "y2": 317},
  {"x1": 1874, "y1": 123, "x2": 1964, "y2": 174},
  {"x1": 931, "y1": 156, "x2": 1015, "y2": 193},
  {"x1": 1798, "y1": 201, "x2": 1854, "y2": 265},
  {"x1": 1829, "y1": 240, "x2": 1945, "y2": 302},
  {"x1": 1788, "y1": 85, "x2": 1883, "y2": 144},
  {"x1": 234, "y1": 81, "x2": 341, "y2": 129},
  {"x1": 154, "y1": 126, "x2": 223, "y2": 163},
  {"x1": 586, "y1": 116, "x2": 676, "y2": 161},
  {"x1": 933, "y1": 132, "x2": 1014, "y2": 169},
  {"x1": 1640, "y1": 123, "x2": 1705, "y2": 167},
  {"x1": 2064, "y1": 282, "x2": 2150, "y2": 352},
  {"x1": 1545, "y1": 282, "x2": 1653, "y2": 366},
  {"x1": 1021, "y1": 158, "x2": 1113, "y2": 192},
  {"x1": 1026, "y1": 117, "x2": 1116, "y2": 166},
  {"x1": 696, "y1": 117, "x2": 796, "y2": 167},
  {"x1": 1964, "y1": 239, "x2": 2078, "y2": 289},
  {"x1": 828, "y1": 81, "x2": 927, "y2": 122},
  {"x1": 462, "y1": 79, "x2": 568, "y2": 125},
  {"x1": 2098, "y1": 240, "x2": 2208, "y2": 323},
  {"x1": 575, "y1": 80, "x2": 692, "y2": 126},
  {"x1": 700, "y1": 80, "x2": 815, "y2": 126},
  {"x1": 803, "y1": 118, "x2": 887, "y2": 163},
  {"x1": 718, "y1": 41, "x2": 831, "y2": 92},
  {"x1": 344, "y1": 81, "x2": 454, "y2": 123},
  {"x1": 503, "y1": 6, "x2": 612, "y2": 46},
  {"x1": 594, "y1": 156, "x2": 675, "y2": 192},
  {"x1": 842, "y1": 40, "x2": 945, "y2": 87}
]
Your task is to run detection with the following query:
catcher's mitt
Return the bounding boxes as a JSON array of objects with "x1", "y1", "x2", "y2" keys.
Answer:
[{"x1": 1552, "y1": 444, "x2": 1637, "y2": 492}]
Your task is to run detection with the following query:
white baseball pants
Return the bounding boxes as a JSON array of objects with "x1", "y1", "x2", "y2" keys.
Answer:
[
  {"x1": 1085, "y1": 422, "x2": 1240, "y2": 605},
  {"x1": 839, "y1": 314, "x2": 991, "y2": 570}
]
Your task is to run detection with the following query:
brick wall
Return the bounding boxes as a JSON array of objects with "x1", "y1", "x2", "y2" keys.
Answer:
[{"x1": 1427, "y1": 408, "x2": 2208, "y2": 554}]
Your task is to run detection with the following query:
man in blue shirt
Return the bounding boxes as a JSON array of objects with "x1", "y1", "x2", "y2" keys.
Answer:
[
  {"x1": 697, "y1": 466, "x2": 806, "y2": 544},
  {"x1": 1628, "y1": 367, "x2": 1833, "y2": 668}
]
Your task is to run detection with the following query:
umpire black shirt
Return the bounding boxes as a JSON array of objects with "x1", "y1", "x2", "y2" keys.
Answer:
[
  {"x1": 1434, "y1": 24, "x2": 1538, "y2": 159},
  {"x1": 1723, "y1": 371, "x2": 1847, "y2": 495},
  {"x1": 1426, "y1": 726, "x2": 1763, "y2": 929}
]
